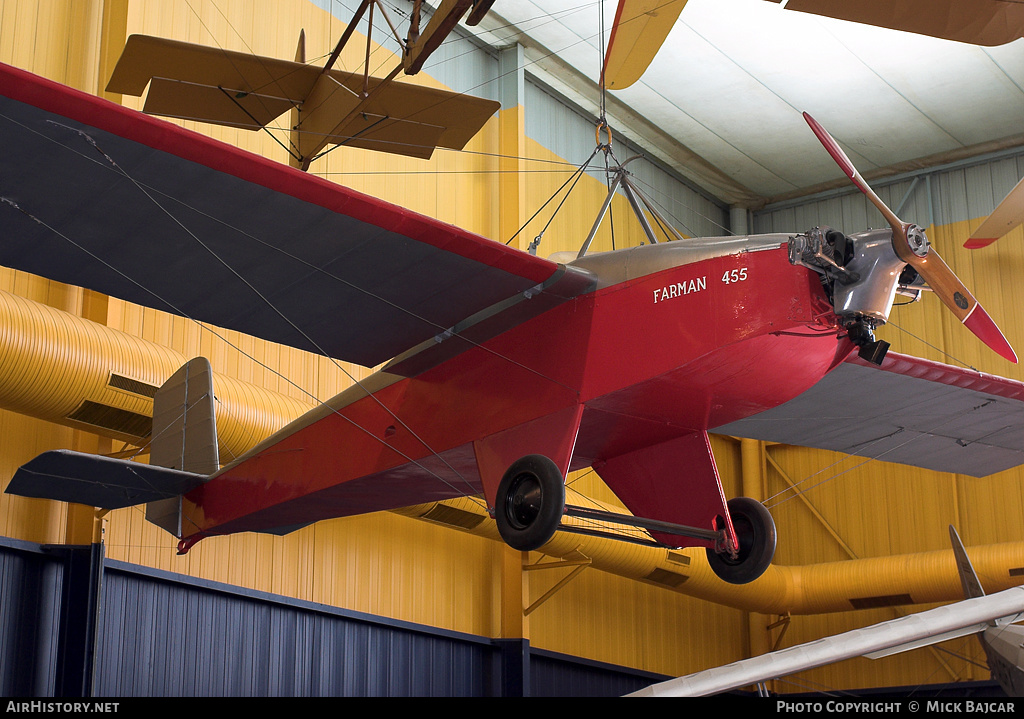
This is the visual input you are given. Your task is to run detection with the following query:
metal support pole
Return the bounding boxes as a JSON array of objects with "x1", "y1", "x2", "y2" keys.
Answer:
[
  {"x1": 621, "y1": 177, "x2": 660, "y2": 246},
  {"x1": 577, "y1": 171, "x2": 624, "y2": 258}
]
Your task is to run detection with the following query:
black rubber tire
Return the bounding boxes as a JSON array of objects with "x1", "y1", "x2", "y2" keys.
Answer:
[
  {"x1": 494, "y1": 454, "x2": 565, "y2": 551},
  {"x1": 706, "y1": 497, "x2": 777, "y2": 585}
]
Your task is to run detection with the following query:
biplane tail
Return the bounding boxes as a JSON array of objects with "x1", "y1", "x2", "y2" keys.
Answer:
[{"x1": 4, "y1": 358, "x2": 216, "y2": 536}]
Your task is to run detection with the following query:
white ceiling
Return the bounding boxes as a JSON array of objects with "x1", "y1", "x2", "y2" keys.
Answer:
[{"x1": 471, "y1": 0, "x2": 1024, "y2": 206}]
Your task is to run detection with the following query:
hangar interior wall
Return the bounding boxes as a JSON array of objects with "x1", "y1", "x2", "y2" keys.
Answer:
[
  {"x1": 1, "y1": 0, "x2": 1023, "y2": 697},
  {"x1": 0, "y1": 537, "x2": 666, "y2": 697}
]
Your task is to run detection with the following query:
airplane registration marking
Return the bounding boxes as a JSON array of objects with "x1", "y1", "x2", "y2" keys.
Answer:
[
  {"x1": 721, "y1": 268, "x2": 748, "y2": 284},
  {"x1": 653, "y1": 276, "x2": 706, "y2": 304}
]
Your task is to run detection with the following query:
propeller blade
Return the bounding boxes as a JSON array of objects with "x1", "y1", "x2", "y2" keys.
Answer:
[
  {"x1": 907, "y1": 248, "x2": 1018, "y2": 363},
  {"x1": 802, "y1": 113, "x2": 903, "y2": 237},
  {"x1": 803, "y1": 112, "x2": 1017, "y2": 363},
  {"x1": 965, "y1": 175, "x2": 1024, "y2": 249}
]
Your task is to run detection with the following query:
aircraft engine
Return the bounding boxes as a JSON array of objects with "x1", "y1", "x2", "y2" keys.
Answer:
[{"x1": 789, "y1": 226, "x2": 916, "y2": 364}]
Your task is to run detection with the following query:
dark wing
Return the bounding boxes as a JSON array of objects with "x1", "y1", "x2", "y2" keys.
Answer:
[
  {"x1": 713, "y1": 352, "x2": 1024, "y2": 477},
  {"x1": 0, "y1": 62, "x2": 574, "y2": 367}
]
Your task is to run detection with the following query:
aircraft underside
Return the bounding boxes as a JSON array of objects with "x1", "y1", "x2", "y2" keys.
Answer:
[{"x1": 179, "y1": 247, "x2": 842, "y2": 584}]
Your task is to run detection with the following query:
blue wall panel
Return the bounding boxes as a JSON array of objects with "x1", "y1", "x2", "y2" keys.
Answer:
[
  {"x1": 530, "y1": 649, "x2": 666, "y2": 698},
  {"x1": 94, "y1": 562, "x2": 491, "y2": 697},
  {"x1": 0, "y1": 542, "x2": 62, "y2": 697},
  {"x1": 0, "y1": 540, "x2": 663, "y2": 697}
]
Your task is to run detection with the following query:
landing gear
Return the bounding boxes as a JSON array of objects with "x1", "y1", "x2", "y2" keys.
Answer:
[
  {"x1": 706, "y1": 497, "x2": 777, "y2": 585},
  {"x1": 494, "y1": 454, "x2": 565, "y2": 551}
]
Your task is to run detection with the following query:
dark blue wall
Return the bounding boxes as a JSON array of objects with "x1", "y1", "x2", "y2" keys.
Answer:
[
  {"x1": 0, "y1": 538, "x2": 664, "y2": 697},
  {"x1": 0, "y1": 539, "x2": 62, "y2": 696}
]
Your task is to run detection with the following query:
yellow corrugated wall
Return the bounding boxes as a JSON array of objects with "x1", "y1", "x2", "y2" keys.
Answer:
[{"x1": 2, "y1": 0, "x2": 1022, "y2": 692}]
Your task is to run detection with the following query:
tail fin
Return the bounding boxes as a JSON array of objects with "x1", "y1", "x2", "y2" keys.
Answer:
[
  {"x1": 4, "y1": 359, "x2": 215, "y2": 536},
  {"x1": 146, "y1": 358, "x2": 218, "y2": 536},
  {"x1": 950, "y1": 525, "x2": 987, "y2": 600}
]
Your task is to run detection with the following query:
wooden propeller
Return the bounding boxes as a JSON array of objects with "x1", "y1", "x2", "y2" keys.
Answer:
[{"x1": 803, "y1": 112, "x2": 1017, "y2": 364}]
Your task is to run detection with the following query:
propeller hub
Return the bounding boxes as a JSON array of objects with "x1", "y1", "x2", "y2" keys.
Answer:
[{"x1": 905, "y1": 224, "x2": 930, "y2": 258}]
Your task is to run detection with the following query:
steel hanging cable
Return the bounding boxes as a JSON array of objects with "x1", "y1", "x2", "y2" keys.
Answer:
[
  {"x1": 1, "y1": 119, "x2": 493, "y2": 511},
  {"x1": 504, "y1": 144, "x2": 603, "y2": 246}
]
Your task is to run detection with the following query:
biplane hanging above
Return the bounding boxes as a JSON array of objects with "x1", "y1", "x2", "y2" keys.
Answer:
[
  {"x1": 102, "y1": 0, "x2": 500, "y2": 168},
  {"x1": 3, "y1": 1, "x2": 1024, "y2": 586}
]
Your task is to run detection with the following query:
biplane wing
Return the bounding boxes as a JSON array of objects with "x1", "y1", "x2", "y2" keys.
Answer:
[
  {"x1": 0, "y1": 61, "x2": 589, "y2": 369},
  {"x1": 771, "y1": 0, "x2": 1024, "y2": 46},
  {"x1": 713, "y1": 351, "x2": 1024, "y2": 478},
  {"x1": 105, "y1": 34, "x2": 501, "y2": 161},
  {"x1": 602, "y1": 0, "x2": 688, "y2": 90}
]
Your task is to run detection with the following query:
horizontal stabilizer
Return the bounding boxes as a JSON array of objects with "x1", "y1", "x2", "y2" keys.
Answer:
[{"x1": 6, "y1": 450, "x2": 205, "y2": 509}]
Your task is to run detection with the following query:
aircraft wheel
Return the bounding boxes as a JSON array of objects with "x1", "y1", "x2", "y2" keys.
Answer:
[
  {"x1": 706, "y1": 497, "x2": 776, "y2": 585},
  {"x1": 494, "y1": 455, "x2": 565, "y2": 551}
]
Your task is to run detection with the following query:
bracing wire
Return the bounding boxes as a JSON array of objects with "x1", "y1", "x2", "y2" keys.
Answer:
[
  {"x1": 4, "y1": 118, "x2": 500, "y2": 523},
  {"x1": 505, "y1": 145, "x2": 602, "y2": 247},
  {"x1": 18, "y1": 0, "x2": 738, "y2": 551}
]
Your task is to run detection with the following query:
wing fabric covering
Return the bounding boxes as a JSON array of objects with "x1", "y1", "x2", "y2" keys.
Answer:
[
  {"x1": 629, "y1": 586, "x2": 1024, "y2": 697},
  {"x1": 713, "y1": 352, "x2": 1024, "y2": 477},
  {"x1": 777, "y1": 0, "x2": 1024, "y2": 46},
  {"x1": 105, "y1": 35, "x2": 501, "y2": 161},
  {"x1": 603, "y1": 0, "x2": 688, "y2": 90},
  {"x1": 0, "y1": 62, "x2": 559, "y2": 367}
]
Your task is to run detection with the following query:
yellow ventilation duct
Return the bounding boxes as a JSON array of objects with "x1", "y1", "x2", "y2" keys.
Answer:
[
  {"x1": 396, "y1": 497, "x2": 1024, "y2": 615},
  {"x1": 0, "y1": 289, "x2": 311, "y2": 460}
]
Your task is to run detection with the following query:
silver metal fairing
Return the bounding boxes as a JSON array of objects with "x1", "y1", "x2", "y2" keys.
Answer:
[
  {"x1": 831, "y1": 228, "x2": 907, "y2": 323},
  {"x1": 560, "y1": 234, "x2": 790, "y2": 290},
  {"x1": 789, "y1": 227, "x2": 908, "y2": 325}
]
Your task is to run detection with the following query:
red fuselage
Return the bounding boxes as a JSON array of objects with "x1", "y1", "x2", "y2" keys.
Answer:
[{"x1": 180, "y1": 239, "x2": 845, "y2": 545}]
